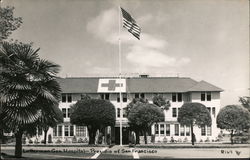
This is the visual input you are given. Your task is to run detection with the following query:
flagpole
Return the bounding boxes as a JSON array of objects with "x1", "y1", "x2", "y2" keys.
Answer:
[{"x1": 118, "y1": 5, "x2": 123, "y2": 146}]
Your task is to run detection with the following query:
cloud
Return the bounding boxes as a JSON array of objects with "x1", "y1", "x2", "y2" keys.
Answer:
[{"x1": 87, "y1": 7, "x2": 190, "y2": 68}]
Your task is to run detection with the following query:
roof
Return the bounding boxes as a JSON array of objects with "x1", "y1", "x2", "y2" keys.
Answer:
[
  {"x1": 187, "y1": 80, "x2": 223, "y2": 92},
  {"x1": 57, "y1": 77, "x2": 223, "y2": 93}
]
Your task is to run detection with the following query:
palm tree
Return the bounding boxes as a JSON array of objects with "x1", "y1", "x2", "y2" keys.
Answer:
[{"x1": 0, "y1": 41, "x2": 61, "y2": 157}]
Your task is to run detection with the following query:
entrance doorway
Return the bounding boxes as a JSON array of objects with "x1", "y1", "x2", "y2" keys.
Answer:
[{"x1": 114, "y1": 127, "x2": 129, "y2": 144}]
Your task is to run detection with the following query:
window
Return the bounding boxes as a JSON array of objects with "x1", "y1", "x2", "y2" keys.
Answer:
[
  {"x1": 117, "y1": 108, "x2": 121, "y2": 118},
  {"x1": 140, "y1": 93, "x2": 145, "y2": 99},
  {"x1": 68, "y1": 108, "x2": 71, "y2": 118},
  {"x1": 117, "y1": 93, "x2": 120, "y2": 102},
  {"x1": 174, "y1": 124, "x2": 179, "y2": 136},
  {"x1": 201, "y1": 125, "x2": 206, "y2": 136},
  {"x1": 186, "y1": 126, "x2": 190, "y2": 136},
  {"x1": 207, "y1": 107, "x2": 211, "y2": 114},
  {"x1": 67, "y1": 94, "x2": 72, "y2": 102},
  {"x1": 180, "y1": 125, "x2": 185, "y2": 136},
  {"x1": 70, "y1": 126, "x2": 74, "y2": 136},
  {"x1": 177, "y1": 93, "x2": 182, "y2": 102},
  {"x1": 123, "y1": 93, "x2": 127, "y2": 102},
  {"x1": 166, "y1": 124, "x2": 170, "y2": 136},
  {"x1": 62, "y1": 94, "x2": 66, "y2": 103},
  {"x1": 53, "y1": 126, "x2": 57, "y2": 136},
  {"x1": 201, "y1": 92, "x2": 206, "y2": 101},
  {"x1": 172, "y1": 93, "x2": 177, "y2": 102},
  {"x1": 65, "y1": 125, "x2": 69, "y2": 136},
  {"x1": 123, "y1": 109, "x2": 126, "y2": 118},
  {"x1": 160, "y1": 124, "x2": 165, "y2": 135},
  {"x1": 207, "y1": 126, "x2": 212, "y2": 136},
  {"x1": 135, "y1": 93, "x2": 139, "y2": 98},
  {"x1": 172, "y1": 108, "x2": 177, "y2": 117},
  {"x1": 38, "y1": 127, "x2": 43, "y2": 135},
  {"x1": 207, "y1": 92, "x2": 211, "y2": 101},
  {"x1": 101, "y1": 93, "x2": 109, "y2": 100},
  {"x1": 76, "y1": 126, "x2": 85, "y2": 137},
  {"x1": 58, "y1": 126, "x2": 62, "y2": 136},
  {"x1": 62, "y1": 94, "x2": 72, "y2": 103},
  {"x1": 62, "y1": 108, "x2": 66, "y2": 118},
  {"x1": 155, "y1": 124, "x2": 159, "y2": 135},
  {"x1": 212, "y1": 107, "x2": 216, "y2": 117}
]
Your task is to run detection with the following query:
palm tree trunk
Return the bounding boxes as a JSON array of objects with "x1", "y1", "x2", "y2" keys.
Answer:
[
  {"x1": 191, "y1": 123, "x2": 194, "y2": 145},
  {"x1": 88, "y1": 126, "x2": 97, "y2": 145},
  {"x1": 44, "y1": 129, "x2": 48, "y2": 144},
  {"x1": 15, "y1": 130, "x2": 23, "y2": 158},
  {"x1": 135, "y1": 130, "x2": 140, "y2": 144}
]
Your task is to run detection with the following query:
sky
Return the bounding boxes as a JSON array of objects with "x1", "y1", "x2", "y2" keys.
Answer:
[{"x1": 2, "y1": 0, "x2": 249, "y2": 107}]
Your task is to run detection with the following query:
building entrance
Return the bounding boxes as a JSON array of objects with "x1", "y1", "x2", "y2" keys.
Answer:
[{"x1": 114, "y1": 127, "x2": 129, "y2": 145}]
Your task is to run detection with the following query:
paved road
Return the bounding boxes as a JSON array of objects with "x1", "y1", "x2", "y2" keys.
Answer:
[{"x1": 1, "y1": 145, "x2": 249, "y2": 159}]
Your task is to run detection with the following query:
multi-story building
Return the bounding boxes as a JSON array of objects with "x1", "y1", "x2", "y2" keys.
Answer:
[{"x1": 41, "y1": 75, "x2": 223, "y2": 144}]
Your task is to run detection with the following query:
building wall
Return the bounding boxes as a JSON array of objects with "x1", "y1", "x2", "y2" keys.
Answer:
[{"x1": 36, "y1": 91, "x2": 221, "y2": 143}]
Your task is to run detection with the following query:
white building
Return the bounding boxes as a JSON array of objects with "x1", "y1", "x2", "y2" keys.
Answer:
[{"x1": 39, "y1": 75, "x2": 223, "y2": 144}]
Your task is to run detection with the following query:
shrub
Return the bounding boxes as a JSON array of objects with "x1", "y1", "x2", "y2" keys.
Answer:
[
  {"x1": 163, "y1": 137, "x2": 168, "y2": 144},
  {"x1": 183, "y1": 137, "x2": 188, "y2": 143},
  {"x1": 78, "y1": 138, "x2": 84, "y2": 143},
  {"x1": 170, "y1": 137, "x2": 175, "y2": 143},
  {"x1": 22, "y1": 137, "x2": 26, "y2": 144},
  {"x1": 205, "y1": 137, "x2": 210, "y2": 142},
  {"x1": 72, "y1": 136, "x2": 77, "y2": 143},
  {"x1": 55, "y1": 139, "x2": 62, "y2": 144},
  {"x1": 28, "y1": 139, "x2": 33, "y2": 144},
  {"x1": 200, "y1": 139, "x2": 203, "y2": 143},
  {"x1": 151, "y1": 134, "x2": 155, "y2": 144},
  {"x1": 177, "y1": 138, "x2": 182, "y2": 143}
]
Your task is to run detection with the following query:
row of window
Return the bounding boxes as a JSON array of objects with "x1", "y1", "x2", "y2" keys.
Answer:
[
  {"x1": 53, "y1": 125, "x2": 88, "y2": 137},
  {"x1": 61, "y1": 92, "x2": 213, "y2": 103},
  {"x1": 155, "y1": 124, "x2": 212, "y2": 136},
  {"x1": 172, "y1": 107, "x2": 216, "y2": 118}
]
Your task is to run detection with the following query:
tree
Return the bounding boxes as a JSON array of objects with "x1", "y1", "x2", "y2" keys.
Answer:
[
  {"x1": 36, "y1": 104, "x2": 63, "y2": 144},
  {"x1": 127, "y1": 103, "x2": 164, "y2": 144},
  {"x1": 152, "y1": 94, "x2": 171, "y2": 110},
  {"x1": 239, "y1": 96, "x2": 250, "y2": 112},
  {"x1": 0, "y1": 42, "x2": 61, "y2": 157},
  {"x1": 70, "y1": 98, "x2": 116, "y2": 145},
  {"x1": 0, "y1": 6, "x2": 22, "y2": 41},
  {"x1": 178, "y1": 102, "x2": 211, "y2": 145},
  {"x1": 216, "y1": 105, "x2": 250, "y2": 144}
]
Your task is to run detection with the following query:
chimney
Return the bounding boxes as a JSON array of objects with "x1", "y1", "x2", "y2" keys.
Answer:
[{"x1": 139, "y1": 74, "x2": 149, "y2": 78}]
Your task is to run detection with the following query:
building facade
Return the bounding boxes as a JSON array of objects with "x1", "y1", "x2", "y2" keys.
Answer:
[{"x1": 37, "y1": 75, "x2": 223, "y2": 144}]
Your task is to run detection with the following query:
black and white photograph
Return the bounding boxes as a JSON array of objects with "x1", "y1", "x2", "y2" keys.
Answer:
[{"x1": 0, "y1": 0, "x2": 249, "y2": 159}]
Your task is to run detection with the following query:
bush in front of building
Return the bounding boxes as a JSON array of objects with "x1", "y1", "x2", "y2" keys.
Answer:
[
  {"x1": 216, "y1": 105, "x2": 250, "y2": 145},
  {"x1": 178, "y1": 102, "x2": 211, "y2": 145},
  {"x1": 70, "y1": 98, "x2": 116, "y2": 145}
]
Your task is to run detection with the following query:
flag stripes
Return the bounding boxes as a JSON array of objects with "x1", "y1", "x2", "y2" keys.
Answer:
[{"x1": 121, "y1": 7, "x2": 141, "y2": 40}]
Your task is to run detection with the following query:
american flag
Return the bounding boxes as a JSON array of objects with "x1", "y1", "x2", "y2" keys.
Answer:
[{"x1": 121, "y1": 7, "x2": 141, "y2": 40}]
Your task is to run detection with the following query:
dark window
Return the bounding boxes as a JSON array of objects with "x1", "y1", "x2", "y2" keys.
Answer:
[
  {"x1": 186, "y1": 126, "x2": 190, "y2": 136},
  {"x1": 207, "y1": 92, "x2": 211, "y2": 101},
  {"x1": 201, "y1": 92, "x2": 206, "y2": 101},
  {"x1": 135, "y1": 93, "x2": 139, "y2": 98},
  {"x1": 70, "y1": 126, "x2": 74, "y2": 136},
  {"x1": 172, "y1": 108, "x2": 177, "y2": 117},
  {"x1": 62, "y1": 94, "x2": 66, "y2": 103},
  {"x1": 180, "y1": 125, "x2": 185, "y2": 136},
  {"x1": 177, "y1": 108, "x2": 180, "y2": 117},
  {"x1": 207, "y1": 126, "x2": 212, "y2": 136},
  {"x1": 123, "y1": 93, "x2": 127, "y2": 102},
  {"x1": 67, "y1": 94, "x2": 72, "y2": 102},
  {"x1": 172, "y1": 93, "x2": 177, "y2": 102},
  {"x1": 68, "y1": 108, "x2": 71, "y2": 118},
  {"x1": 53, "y1": 126, "x2": 57, "y2": 136},
  {"x1": 155, "y1": 124, "x2": 159, "y2": 135},
  {"x1": 123, "y1": 109, "x2": 126, "y2": 118},
  {"x1": 201, "y1": 125, "x2": 206, "y2": 136},
  {"x1": 177, "y1": 93, "x2": 182, "y2": 102},
  {"x1": 117, "y1": 93, "x2": 120, "y2": 102},
  {"x1": 174, "y1": 124, "x2": 179, "y2": 136},
  {"x1": 101, "y1": 94, "x2": 104, "y2": 100},
  {"x1": 62, "y1": 108, "x2": 66, "y2": 118},
  {"x1": 105, "y1": 93, "x2": 109, "y2": 100},
  {"x1": 140, "y1": 93, "x2": 145, "y2": 99},
  {"x1": 117, "y1": 108, "x2": 121, "y2": 117},
  {"x1": 58, "y1": 126, "x2": 62, "y2": 136},
  {"x1": 207, "y1": 107, "x2": 211, "y2": 114},
  {"x1": 212, "y1": 107, "x2": 216, "y2": 117},
  {"x1": 65, "y1": 125, "x2": 69, "y2": 136},
  {"x1": 160, "y1": 124, "x2": 165, "y2": 135},
  {"x1": 166, "y1": 124, "x2": 170, "y2": 136}
]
